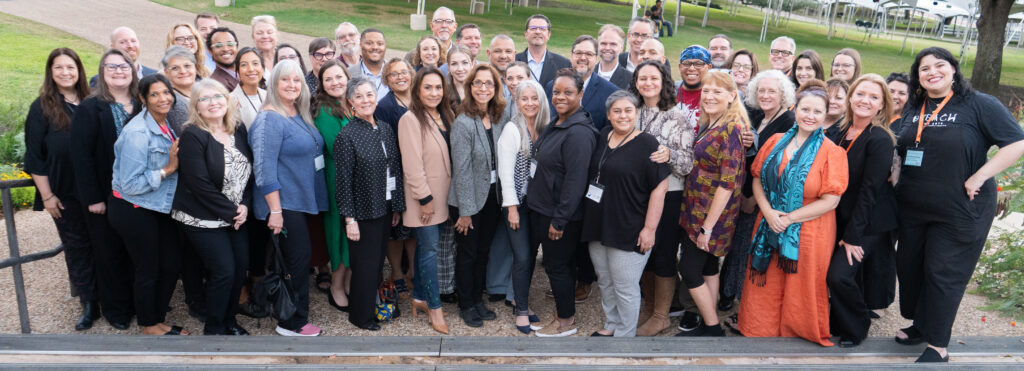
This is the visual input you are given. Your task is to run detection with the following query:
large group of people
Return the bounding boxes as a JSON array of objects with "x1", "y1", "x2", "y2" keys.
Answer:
[{"x1": 21, "y1": 7, "x2": 1024, "y2": 364}]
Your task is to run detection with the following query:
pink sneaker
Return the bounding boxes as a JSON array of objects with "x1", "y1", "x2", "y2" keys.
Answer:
[{"x1": 275, "y1": 323, "x2": 322, "y2": 336}]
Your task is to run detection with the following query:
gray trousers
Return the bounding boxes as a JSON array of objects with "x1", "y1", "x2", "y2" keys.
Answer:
[
  {"x1": 485, "y1": 224, "x2": 515, "y2": 301},
  {"x1": 589, "y1": 242, "x2": 651, "y2": 337}
]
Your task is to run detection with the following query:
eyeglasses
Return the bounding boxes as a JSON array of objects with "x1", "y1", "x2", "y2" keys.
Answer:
[
  {"x1": 769, "y1": 49, "x2": 793, "y2": 57},
  {"x1": 679, "y1": 61, "x2": 706, "y2": 69},
  {"x1": 104, "y1": 63, "x2": 131, "y2": 72},
  {"x1": 629, "y1": 32, "x2": 651, "y2": 40},
  {"x1": 210, "y1": 41, "x2": 238, "y2": 48},
  {"x1": 173, "y1": 35, "x2": 197, "y2": 44},
  {"x1": 312, "y1": 51, "x2": 336, "y2": 60},
  {"x1": 527, "y1": 25, "x2": 549, "y2": 32},
  {"x1": 197, "y1": 94, "x2": 227, "y2": 103},
  {"x1": 732, "y1": 64, "x2": 753, "y2": 71},
  {"x1": 471, "y1": 80, "x2": 495, "y2": 89},
  {"x1": 571, "y1": 51, "x2": 597, "y2": 58},
  {"x1": 432, "y1": 19, "x2": 456, "y2": 26},
  {"x1": 832, "y1": 63, "x2": 855, "y2": 69},
  {"x1": 387, "y1": 70, "x2": 411, "y2": 79}
]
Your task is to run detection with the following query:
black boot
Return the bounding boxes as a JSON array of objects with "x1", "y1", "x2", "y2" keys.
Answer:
[{"x1": 75, "y1": 301, "x2": 101, "y2": 331}]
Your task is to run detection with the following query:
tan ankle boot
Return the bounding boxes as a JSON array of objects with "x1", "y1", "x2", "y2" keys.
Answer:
[
  {"x1": 637, "y1": 273, "x2": 655, "y2": 326},
  {"x1": 636, "y1": 276, "x2": 676, "y2": 336}
]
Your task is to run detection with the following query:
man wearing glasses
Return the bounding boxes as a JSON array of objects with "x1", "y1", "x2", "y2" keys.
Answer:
[
  {"x1": 514, "y1": 14, "x2": 571, "y2": 87},
  {"x1": 334, "y1": 22, "x2": 361, "y2": 68},
  {"x1": 207, "y1": 27, "x2": 240, "y2": 92},
  {"x1": 768, "y1": 36, "x2": 796, "y2": 75},
  {"x1": 544, "y1": 35, "x2": 618, "y2": 130},
  {"x1": 307, "y1": 38, "x2": 337, "y2": 93},
  {"x1": 618, "y1": 17, "x2": 656, "y2": 73},
  {"x1": 675, "y1": 45, "x2": 711, "y2": 113},
  {"x1": 430, "y1": 7, "x2": 458, "y2": 51}
]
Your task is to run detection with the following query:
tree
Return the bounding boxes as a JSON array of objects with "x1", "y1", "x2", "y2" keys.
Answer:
[{"x1": 971, "y1": 0, "x2": 1015, "y2": 93}]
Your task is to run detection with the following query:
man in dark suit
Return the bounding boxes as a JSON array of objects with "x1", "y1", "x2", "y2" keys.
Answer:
[
  {"x1": 90, "y1": 27, "x2": 157, "y2": 86},
  {"x1": 515, "y1": 14, "x2": 571, "y2": 88},
  {"x1": 545, "y1": 36, "x2": 619, "y2": 131},
  {"x1": 596, "y1": 24, "x2": 631, "y2": 90},
  {"x1": 617, "y1": 17, "x2": 656, "y2": 73}
]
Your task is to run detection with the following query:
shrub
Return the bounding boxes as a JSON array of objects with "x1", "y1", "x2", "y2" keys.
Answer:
[
  {"x1": 0, "y1": 131, "x2": 25, "y2": 165},
  {"x1": 974, "y1": 228, "x2": 1024, "y2": 321},
  {"x1": 0, "y1": 163, "x2": 34, "y2": 211}
]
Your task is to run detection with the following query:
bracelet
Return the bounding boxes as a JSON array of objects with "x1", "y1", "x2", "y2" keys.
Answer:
[
  {"x1": 270, "y1": 210, "x2": 282, "y2": 214},
  {"x1": 43, "y1": 194, "x2": 56, "y2": 202},
  {"x1": 346, "y1": 219, "x2": 357, "y2": 225},
  {"x1": 159, "y1": 169, "x2": 167, "y2": 179}
]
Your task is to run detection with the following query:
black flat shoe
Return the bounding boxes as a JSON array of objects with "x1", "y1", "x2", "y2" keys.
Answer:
[
  {"x1": 474, "y1": 303, "x2": 496, "y2": 321},
  {"x1": 328, "y1": 292, "x2": 350, "y2": 313},
  {"x1": 488, "y1": 293, "x2": 505, "y2": 302},
  {"x1": 238, "y1": 301, "x2": 269, "y2": 319},
  {"x1": 504, "y1": 300, "x2": 514, "y2": 308},
  {"x1": 75, "y1": 301, "x2": 101, "y2": 331},
  {"x1": 895, "y1": 325, "x2": 924, "y2": 345},
  {"x1": 226, "y1": 324, "x2": 250, "y2": 336},
  {"x1": 717, "y1": 295, "x2": 734, "y2": 311},
  {"x1": 107, "y1": 318, "x2": 130, "y2": 330},
  {"x1": 838, "y1": 338, "x2": 861, "y2": 348},
  {"x1": 915, "y1": 347, "x2": 948, "y2": 363},
  {"x1": 440, "y1": 292, "x2": 459, "y2": 304},
  {"x1": 461, "y1": 307, "x2": 483, "y2": 328},
  {"x1": 357, "y1": 323, "x2": 381, "y2": 331},
  {"x1": 868, "y1": 311, "x2": 881, "y2": 319},
  {"x1": 590, "y1": 331, "x2": 612, "y2": 337}
]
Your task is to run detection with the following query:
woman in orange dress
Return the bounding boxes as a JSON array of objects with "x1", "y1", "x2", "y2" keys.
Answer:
[{"x1": 736, "y1": 84, "x2": 848, "y2": 346}]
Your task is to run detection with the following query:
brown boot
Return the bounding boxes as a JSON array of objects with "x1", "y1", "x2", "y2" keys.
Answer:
[
  {"x1": 637, "y1": 272, "x2": 655, "y2": 326},
  {"x1": 636, "y1": 276, "x2": 676, "y2": 336}
]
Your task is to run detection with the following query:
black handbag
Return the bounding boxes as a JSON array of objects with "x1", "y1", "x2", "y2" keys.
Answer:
[{"x1": 251, "y1": 233, "x2": 297, "y2": 322}]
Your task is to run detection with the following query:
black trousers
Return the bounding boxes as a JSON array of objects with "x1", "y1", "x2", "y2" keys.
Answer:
[
  {"x1": 83, "y1": 198, "x2": 134, "y2": 324},
  {"x1": 531, "y1": 213, "x2": 582, "y2": 319},
  {"x1": 827, "y1": 231, "x2": 893, "y2": 342},
  {"x1": 179, "y1": 225, "x2": 207, "y2": 311},
  {"x1": 248, "y1": 214, "x2": 271, "y2": 277},
  {"x1": 897, "y1": 197, "x2": 995, "y2": 348},
  {"x1": 348, "y1": 214, "x2": 390, "y2": 328},
  {"x1": 862, "y1": 233, "x2": 897, "y2": 310},
  {"x1": 645, "y1": 190, "x2": 682, "y2": 278},
  {"x1": 50, "y1": 195, "x2": 97, "y2": 302},
  {"x1": 575, "y1": 242, "x2": 596, "y2": 286},
  {"x1": 455, "y1": 189, "x2": 501, "y2": 310},
  {"x1": 107, "y1": 197, "x2": 181, "y2": 327},
  {"x1": 678, "y1": 236, "x2": 720, "y2": 289},
  {"x1": 182, "y1": 224, "x2": 248, "y2": 334},
  {"x1": 277, "y1": 211, "x2": 313, "y2": 330}
]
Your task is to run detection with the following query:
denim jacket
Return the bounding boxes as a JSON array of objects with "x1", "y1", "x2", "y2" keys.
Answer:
[{"x1": 111, "y1": 108, "x2": 178, "y2": 213}]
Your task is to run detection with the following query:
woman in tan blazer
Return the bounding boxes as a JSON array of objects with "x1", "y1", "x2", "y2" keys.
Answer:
[{"x1": 398, "y1": 66, "x2": 456, "y2": 335}]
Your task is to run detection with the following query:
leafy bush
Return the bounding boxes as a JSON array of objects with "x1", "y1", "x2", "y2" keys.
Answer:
[
  {"x1": 974, "y1": 229, "x2": 1024, "y2": 321},
  {"x1": 0, "y1": 163, "x2": 34, "y2": 211},
  {"x1": 995, "y1": 104, "x2": 1024, "y2": 220},
  {"x1": 0, "y1": 131, "x2": 25, "y2": 166}
]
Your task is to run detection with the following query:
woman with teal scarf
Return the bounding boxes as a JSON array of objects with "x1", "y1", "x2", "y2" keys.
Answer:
[{"x1": 736, "y1": 86, "x2": 849, "y2": 346}]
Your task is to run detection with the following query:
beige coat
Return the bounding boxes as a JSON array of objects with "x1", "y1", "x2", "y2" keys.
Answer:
[{"x1": 397, "y1": 111, "x2": 451, "y2": 227}]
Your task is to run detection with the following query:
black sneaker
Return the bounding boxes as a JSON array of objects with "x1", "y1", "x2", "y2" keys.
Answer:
[
  {"x1": 461, "y1": 307, "x2": 483, "y2": 327},
  {"x1": 675, "y1": 320, "x2": 706, "y2": 336},
  {"x1": 676, "y1": 311, "x2": 702, "y2": 331},
  {"x1": 474, "y1": 302, "x2": 496, "y2": 321},
  {"x1": 717, "y1": 295, "x2": 735, "y2": 311},
  {"x1": 700, "y1": 323, "x2": 725, "y2": 337}
]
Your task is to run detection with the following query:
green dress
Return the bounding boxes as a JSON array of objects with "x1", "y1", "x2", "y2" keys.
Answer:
[{"x1": 315, "y1": 105, "x2": 350, "y2": 269}]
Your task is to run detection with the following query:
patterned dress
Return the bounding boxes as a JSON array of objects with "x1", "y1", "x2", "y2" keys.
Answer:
[{"x1": 680, "y1": 119, "x2": 746, "y2": 257}]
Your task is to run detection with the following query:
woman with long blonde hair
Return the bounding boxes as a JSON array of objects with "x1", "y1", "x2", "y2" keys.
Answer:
[{"x1": 166, "y1": 23, "x2": 211, "y2": 78}]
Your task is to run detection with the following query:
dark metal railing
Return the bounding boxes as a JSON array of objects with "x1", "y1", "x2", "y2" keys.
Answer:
[{"x1": 1, "y1": 178, "x2": 65, "y2": 334}]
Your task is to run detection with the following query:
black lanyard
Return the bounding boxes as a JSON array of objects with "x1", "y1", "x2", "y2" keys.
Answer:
[
  {"x1": 696, "y1": 115, "x2": 724, "y2": 142},
  {"x1": 244, "y1": 90, "x2": 263, "y2": 114},
  {"x1": 291, "y1": 115, "x2": 320, "y2": 154},
  {"x1": 638, "y1": 108, "x2": 660, "y2": 131},
  {"x1": 595, "y1": 127, "x2": 635, "y2": 184}
]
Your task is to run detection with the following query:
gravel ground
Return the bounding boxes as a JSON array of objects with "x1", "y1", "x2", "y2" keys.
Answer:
[{"x1": 2, "y1": 208, "x2": 1023, "y2": 339}]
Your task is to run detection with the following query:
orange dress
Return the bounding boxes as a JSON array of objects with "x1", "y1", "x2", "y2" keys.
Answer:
[{"x1": 736, "y1": 134, "x2": 848, "y2": 347}]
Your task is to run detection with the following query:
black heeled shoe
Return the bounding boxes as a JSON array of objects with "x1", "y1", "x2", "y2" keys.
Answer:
[
  {"x1": 75, "y1": 301, "x2": 101, "y2": 331},
  {"x1": 328, "y1": 292, "x2": 350, "y2": 313}
]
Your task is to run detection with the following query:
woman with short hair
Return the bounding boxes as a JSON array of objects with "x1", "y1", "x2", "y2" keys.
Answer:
[
  {"x1": 162, "y1": 46, "x2": 199, "y2": 133},
  {"x1": 166, "y1": 23, "x2": 211, "y2": 78},
  {"x1": 885, "y1": 72, "x2": 910, "y2": 127},
  {"x1": 823, "y1": 78, "x2": 849, "y2": 142},
  {"x1": 726, "y1": 49, "x2": 758, "y2": 96},
  {"x1": 306, "y1": 38, "x2": 336, "y2": 93},
  {"x1": 248, "y1": 60, "x2": 328, "y2": 336},
  {"x1": 251, "y1": 15, "x2": 279, "y2": 77}
]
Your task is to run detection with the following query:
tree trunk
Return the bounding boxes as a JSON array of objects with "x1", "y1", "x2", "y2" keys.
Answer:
[{"x1": 971, "y1": 0, "x2": 1014, "y2": 93}]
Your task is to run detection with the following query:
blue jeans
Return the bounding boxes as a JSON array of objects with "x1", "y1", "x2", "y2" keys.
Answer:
[
  {"x1": 506, "y1": 204, "x2": 537, "y2": 315},
  {"x1": 413, "y1": 224, "x2": 442, "y2": 309}
]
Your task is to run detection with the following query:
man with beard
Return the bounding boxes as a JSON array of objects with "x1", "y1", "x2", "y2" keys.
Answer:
[
  {"x1": 675, "y1": 45, "x2": 711, "y2": 114},
  {"x1": 206, "y1": 27, "x2": 240, "y2": 92},
  {"x1": 430, "y1": 7, "x2": 457, "y2": 51},
  {"x1": 195, "y1": 13, "x2": 220, "y2": 71},
  {"x1": 334, "y1": 22, "x2": 360, "y2": 68},
  {"x1": 91, "y1": 27, "x2": 157, "y2": 86},
  {"x1": 708, "y1": 34, "x2": 732, "y2": 70},
  {"x1": 348, "y1": 28, "x2": 390, "y2": 100},
  {"x1": 596, "y1": 24, "x2": 631, "y2": 89},
  {"x1": 768, "y1": 36, "x2": 796, "y2": 75},
  {"x1": 456, "y1": 23, "x2": 482, "y2": 62},
  {"x1": 618, "y1": 17, "x2": 655, "y2": 73},
  {"x1": 515, "y1": 14, "x2": 571, "y2": 87}
]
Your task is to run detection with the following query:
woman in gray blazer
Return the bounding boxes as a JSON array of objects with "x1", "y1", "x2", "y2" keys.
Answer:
[{"x1": 450, "y1": 64, "x2": 507, "y2": 327}]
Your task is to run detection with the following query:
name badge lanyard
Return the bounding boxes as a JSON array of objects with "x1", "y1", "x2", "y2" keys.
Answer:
[
  {"x1": 293, "y1": 115, "x2": 322, "y2": 161},
  {"x1": 841, "y1": 126, "x2": 865, "y2": 152},
  {"x1": 638, "y1": 109, "x2": 660, "y2": 132},
  {"x1": 594, "y1": 127, "x2": 636, "y2": 185},
  {"x1": 915, "y1": 91, "x2": 953, "y2": 146}
]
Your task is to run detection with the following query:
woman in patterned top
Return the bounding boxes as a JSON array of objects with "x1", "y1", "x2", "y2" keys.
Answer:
[
  {"x1": 627, "y1": 60, "x2": 697, "y2": 337},
  {"x1": 678, "y1": 70, "x2": 749, "y2": 337},
  {"x1": 172, "y1": 78, "x2": 254, "y2": 336}
]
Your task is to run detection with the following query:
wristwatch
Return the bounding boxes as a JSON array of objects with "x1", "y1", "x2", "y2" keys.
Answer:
[{"x1": 699, "y1": 226, "x2": 709, "y2": 235}]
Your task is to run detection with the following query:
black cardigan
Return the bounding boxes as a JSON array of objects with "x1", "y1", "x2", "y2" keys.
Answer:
[
  {"x1": 70, "y1": 96, "x2": 139, "y2": 206},
  {"x1": 836, "y1": 125, "x2": 898, "y2": 245},
  {"x1": 172, "y1": 124, "x2": 254, "y2": 224},
  {"x1": 24, "y1": 97, "x2": 77, "y2": 209}
]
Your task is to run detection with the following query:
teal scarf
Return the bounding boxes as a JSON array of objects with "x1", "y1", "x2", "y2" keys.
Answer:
[{"x1": 748, "y1": 126, "x2": 824, "y2": 286}]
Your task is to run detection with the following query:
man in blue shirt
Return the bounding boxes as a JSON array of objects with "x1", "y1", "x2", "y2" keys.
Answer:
[{"x1": 515, "y1": 14, "x2": 571, "y2": 88}]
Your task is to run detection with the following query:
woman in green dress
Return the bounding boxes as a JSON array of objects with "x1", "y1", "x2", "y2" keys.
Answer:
[{"x1": 312, "y1": 59, "x2": 352, "y2": 311}]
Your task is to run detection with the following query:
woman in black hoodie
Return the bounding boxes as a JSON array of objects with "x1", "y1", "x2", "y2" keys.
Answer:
[{"x1": 528, "y1": 68, "x2": 597, "y2": 337}]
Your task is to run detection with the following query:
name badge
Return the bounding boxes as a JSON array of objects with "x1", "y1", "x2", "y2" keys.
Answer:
[
  {"x1": 386, "y1": 168, "x2": 396, "y2": 200},
  {"x1": 314, "y1": 155, "x2": 325, "y2": 171},
  {"x1": 490, "y1": 170, "x2": 497, "y2": 184},
  {"x1": 529, "y1": 160, "x2": 537, "y2": 178},
  {"x1": 586, "y1": 183, "x2": 605, "y2": 203},
  {"x1": 904, "y1": 147, "x2": 924, "y2": 167}
]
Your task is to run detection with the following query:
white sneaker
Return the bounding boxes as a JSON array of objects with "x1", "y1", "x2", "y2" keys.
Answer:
[
  {"x1": 275, "y1": 323, "x2": 322, "y2": 336},
  {"x1": 534, "y1": 318, "x2": 577, "y2": 337}
]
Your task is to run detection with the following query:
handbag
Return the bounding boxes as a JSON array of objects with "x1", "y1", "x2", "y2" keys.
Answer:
[
  {"x1": 375, "y1": 278, "x2": 399, "y2": 322},
  {"x1": 251, "y1": 233, "x2": 297, "y2": 322}
]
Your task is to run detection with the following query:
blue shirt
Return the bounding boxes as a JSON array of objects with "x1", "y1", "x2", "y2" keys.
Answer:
[
  {"x1": 527, "y1": 50, "x2": 545, "y2": 82},
  {"x1": 111, "y1": 108, "x2": 178, "y2": 213},
  {"x1": 249, "y1": 110, "x2": 328, "y2": 218},
  {"x1": 359, "y1": 61, "x2": 391, "y2": 101}
]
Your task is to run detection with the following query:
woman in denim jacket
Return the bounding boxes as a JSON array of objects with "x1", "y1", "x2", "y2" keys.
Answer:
[{"x1": 109, "y1": 74, "x2": 187, "y2": 336}]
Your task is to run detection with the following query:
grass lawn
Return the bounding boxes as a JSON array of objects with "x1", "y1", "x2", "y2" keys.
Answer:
[
  {"x1": 155, "y1": 0, "x2": 1024, "y2": 88},
  {"x1": 0, "y1": 12, "x2": 104, "y2": 135}
]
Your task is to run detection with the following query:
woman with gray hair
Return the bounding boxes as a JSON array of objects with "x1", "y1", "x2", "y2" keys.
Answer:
[
  {"x1": 581, "y1": 90, "x2": 670, "y2": 337},
  {"x1": 719, "y1": 69, "x2": 797, "y2": 314},
  {"x1": 334, "y1": 76, "x2": 405, "y2": 331},
  {"x1": 496, "y1": 79, "x2": 549, "y2": 334},
  {"x1": 248, "y1": 60, "x2": 328, "y2": 336},
  {"x1": 162, "y1": 45, "x2": 199, "y2": 132}
]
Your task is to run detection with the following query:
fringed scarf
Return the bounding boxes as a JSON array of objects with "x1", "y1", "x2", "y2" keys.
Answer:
[{"x1": 748, "y1": 126, "x2": 824, "y2": 286}]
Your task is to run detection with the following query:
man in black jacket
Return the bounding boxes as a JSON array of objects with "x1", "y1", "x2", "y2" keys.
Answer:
[
  {"x1": 596, "y1": 24, "x2": 631, "y2": 90},
  {"x1": 515, "y1": 14, "x2": 571, "y2": 87}
]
